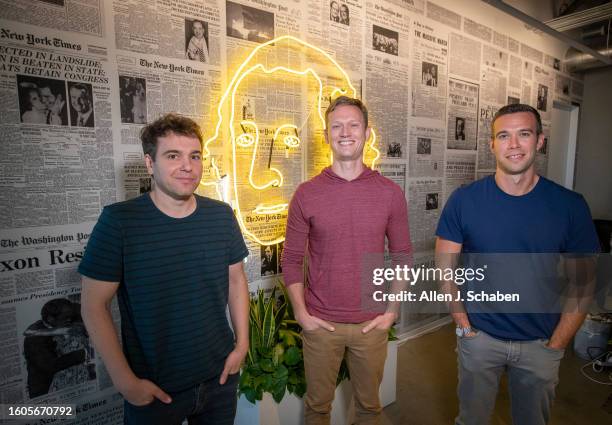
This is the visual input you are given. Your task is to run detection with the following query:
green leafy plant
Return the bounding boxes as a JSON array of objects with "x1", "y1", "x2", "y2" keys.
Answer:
[
  {"x1": 239, "y1": 281, "x2": 399, "y2": 404},
  {"x1": 239, "y1": 283, "x2": 306, "y2": 403}
]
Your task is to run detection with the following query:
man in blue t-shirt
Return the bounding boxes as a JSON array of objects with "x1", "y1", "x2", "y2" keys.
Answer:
[
  {"x1": 79, "y1": 114, "x2": 249, "y2": 425},
  {"x1": 435, "y1": 103, "x2": 598, "y2": 425}
]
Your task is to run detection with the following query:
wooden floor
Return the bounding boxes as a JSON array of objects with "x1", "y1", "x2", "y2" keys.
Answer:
[{"x1": 381, "y1": 323, "x2": 611, "y2": 425}]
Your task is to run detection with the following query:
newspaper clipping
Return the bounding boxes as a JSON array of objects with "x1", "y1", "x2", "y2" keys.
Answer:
[
  {"x1": 408, "y1": 125, "x2": 444, "y2": 177},
  {"x1": 446, "y1": 78, "x2": 478, "y2": 150},
  {"x1": 408, "y1": 178, "x2": 442, "y2": 251},
  {"x1": 444, "y1": 151, "x2": 475, "y2": 203},
  {"x1": 411, "y1": 19, "x2": 448, "y2": 120},
  {"x1": 366, "y1": 0, "x2": 411, "y2": 160}
]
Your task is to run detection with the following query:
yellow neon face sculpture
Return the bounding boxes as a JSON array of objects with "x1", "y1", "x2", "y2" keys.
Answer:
[{"x1": 200, "y1": 36, "x2": 380, "y2": 246}]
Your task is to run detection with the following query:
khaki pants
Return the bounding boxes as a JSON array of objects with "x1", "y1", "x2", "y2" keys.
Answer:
[{"x1": 302, "y1": 321, "x2": 388, "y2": 425}]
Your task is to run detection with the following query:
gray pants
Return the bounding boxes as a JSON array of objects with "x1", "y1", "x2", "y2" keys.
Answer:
[{"x1": 456, "y1": 330, "x2": 564, "y2": 425}]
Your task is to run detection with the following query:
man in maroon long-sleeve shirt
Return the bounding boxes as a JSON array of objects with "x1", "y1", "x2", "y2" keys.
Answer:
[{"x1": 282, "y1": 96, "x2": 412, "y2": 425}]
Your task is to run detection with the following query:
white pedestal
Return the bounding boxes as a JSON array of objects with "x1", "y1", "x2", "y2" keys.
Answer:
[{"x1": 235, "y1": 340, "x2": 397, "y2": 425}]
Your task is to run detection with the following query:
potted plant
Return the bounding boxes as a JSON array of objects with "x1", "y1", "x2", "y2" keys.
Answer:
[
  {"x1": 239, "y1": 282, "x2": 398, "y2": 403},
  {"x1": 239, "y1": 283, "x2": 306, "y2": 403}
]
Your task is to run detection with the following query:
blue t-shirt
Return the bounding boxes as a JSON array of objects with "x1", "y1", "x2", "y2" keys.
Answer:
[
  {"x1": 78, "y1": 194, "x2": 248, "y2": 392},
  {"x1": 436, "y1": 175, "x2": 599, "y2": 340}
]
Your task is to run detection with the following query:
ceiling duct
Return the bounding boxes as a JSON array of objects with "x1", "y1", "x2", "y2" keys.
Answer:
[
  {"x1": 547, "y1": 2, "x2": 612, "y2": 72},
  {"x1": 565, "y1": 47, "x2": 612, "y2": 72},
  {"x1": 546, "y1": 2, "x2": 612, "y2": 32},
  {"x1": 483, "y1": 1, "x2": 612, "y2": 73}
]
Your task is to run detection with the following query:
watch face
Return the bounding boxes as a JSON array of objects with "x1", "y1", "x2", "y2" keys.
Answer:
[{"x1": 456, "y1": 327, "x2": 470, "y2": 337}]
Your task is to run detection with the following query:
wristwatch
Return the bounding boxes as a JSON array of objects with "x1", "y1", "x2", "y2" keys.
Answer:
[{"x1": 455, "y1": 326, "x2": 473, "y2": 337}]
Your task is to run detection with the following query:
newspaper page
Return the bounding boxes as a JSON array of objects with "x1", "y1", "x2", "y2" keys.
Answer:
[
  {"x1": 534, "y1": 65, "x2": 553, "y2": 121},
  {"x1": 449, "y1": 32, "x2": 480, "y2": 81},
  {"x1": 0, "y1": 224, "x2": 123, "y2": 423},
  {"x1": 508, "y1": 55, "x2": 522, "y2": 90},
  {"x1": 389, "y1": 0, "x2": 425, "y2": 15},
  {"x1": 492, "y1": 30, "x2": 507, "y2": 50},
  {"x1": 398, "y1": 251, "x2": 445, "y2": 334},
  {"x1": 521, "y1": 43, "x2": 543, "y2": 64},
  {"x1": 365, "y1": 0, "x2": 411, "y2": 160},
  {"x1": 0, "y1": 0, "x2": 103, "y2": 36},
  {"x1": 0, "y1": 21, "x2": 116, "y2": 229},
  {"x1": 521, "y1": 79, "x2": 532, "y2": 106},
  {"x1": 114, "y1": 0, "x2": 222, "y2": 65},
  {"x1": 242, "y1": 239, "x2": 285, "y2": 289},
  {"x1": 306, "y1": 0, "x2": 364, "y2": 74},
  {"x1": 544, "y1": 53, "x2": 560, "y2": 71},
  {"x1": 476, "y1": 102, "x2": 500, "y2": 172},
  {"x1": 444, "y1": 151, "x2": 475, "y2": 203},
  {"x1": 507, "y1": 87, "x2": 521, "y2": 105},
  {"x1": 410, "y1": 18, "x2": 448, "y2": 120},
  {"x1": 480, "y1": 66, "x2": 507, "y2": 105},
  {"x1": 0, "y1": 19, "x2": 123, "y2": 423},
  {"x1": 446, "y1": 78, "x2": 478, "y2": 150},
  {"x1": 115, "y1": 53, "x2": 221, "y2": 143},
  {"x1": 223, "y1": 3, "x2": 323, "y2": 247},
  {"x1": 407, "y1": 178, "x2": 442, "y2": 251},
  {"x1": 425, "y1": 1, "x2": 461, "y2": 30},
  {"x1": 408, "y1": 125, "x2": 444, "y2": 178},
  {"x1": 483, "y1": 44, "x2": 508, "y2": 72},
  {"x1": 508, "y1": 36, "x2": 519, "y2": 54},
  {"x1": 554, "y1": 73, "x2": 571, "y2": 104},
  {"x1": 118, "y1": 151, "x2": 149, "y2": 201},
  {"x1": 376, "y1": 162, "x2": 407, "y2": 192},
  {"x1": 523, "y1": 59, "x2": 534, "y2": 80},
  {"x1": 226, "y1": 59, "x2": 303, "y2": 246},
  {"x1": 463, "y1": 18, "x2": 492, "y2": 43}
]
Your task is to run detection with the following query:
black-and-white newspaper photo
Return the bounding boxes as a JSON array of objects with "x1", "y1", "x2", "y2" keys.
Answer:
[
  {"x1": 409, "y1": 126, "x2": 444, "y2": 178},
  {"x1": 446, "y1": 78, "x2": 478, "y2": 150},
  {"x1": 408, "y1": 178, "x2": 443, "y2": 251}
]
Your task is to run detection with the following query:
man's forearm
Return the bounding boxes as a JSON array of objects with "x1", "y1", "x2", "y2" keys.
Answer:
[
  {"x1": 81, "y1": 299, "x2": 137, "y2": 391},
  {"x1": 548, "y1": 257, "x2": 597, "y2": 349},
  {"x1": 228, "y1": 267, "x2": 249, "y2": 350},
  {"x1": 435, "y1": 246, "x2": 470, "y2": 328},
  {"x1": 439, "y1": 280, "x2": 471, "y2": 328},
  {"x1": 548, "y1": 312, "x2": 587, "y2": 349},
  {"x1": 285, "y1": 282, "x2": 309, "y2": 319}
]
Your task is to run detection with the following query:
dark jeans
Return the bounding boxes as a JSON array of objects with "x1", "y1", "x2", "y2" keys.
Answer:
[{"x1": 124, "y1": 373, "x2": 239, "y2": 425}]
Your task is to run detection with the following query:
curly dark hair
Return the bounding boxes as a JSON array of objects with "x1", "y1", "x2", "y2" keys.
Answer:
[{"x1": 140, "y1": 113, "x2": 203, "y2": 159}]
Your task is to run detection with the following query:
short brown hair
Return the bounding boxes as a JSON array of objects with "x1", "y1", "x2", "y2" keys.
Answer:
[
  {"x1": 325, "y1": 96, "x2": 368, "y2": 128},
  {"x1": 491, "y1": 103, "x2": 542, "y2": 139},
  {"x1": 141, "y1": 113, "x2": 203, "y2": 159}
]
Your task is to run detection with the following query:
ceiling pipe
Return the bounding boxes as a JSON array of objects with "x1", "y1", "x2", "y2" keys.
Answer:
[
  {"x1": 546, "y1": 2, "x2": 612, "y2": 32},
  {"x1": 565, "y1": 47, "x2": 612, "y2": 72},
  {"x1": 481, "y1": 0, "x2": 612, "y2": 68}
]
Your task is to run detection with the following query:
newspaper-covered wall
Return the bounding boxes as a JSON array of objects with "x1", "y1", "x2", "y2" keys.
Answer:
[
  {"x1": 410, "y1": 18, "x2": 448, "y2": 120},
  {"x1": 1, "y1": 0, "x2": 583, "y2": 421},
  {"x1": 365, "y1": 0, "x2": 411, "y2": 160}
]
